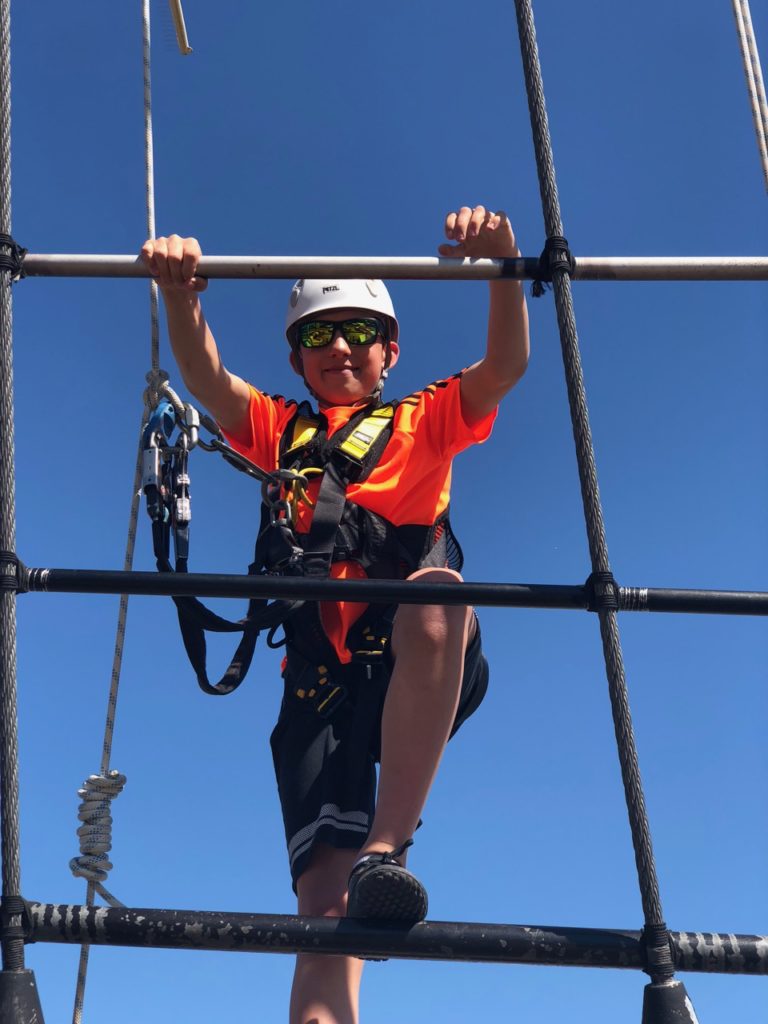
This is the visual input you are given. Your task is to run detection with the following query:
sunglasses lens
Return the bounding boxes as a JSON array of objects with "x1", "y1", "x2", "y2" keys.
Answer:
[
  {"x1": 342, "y1": 319, "x2": 380, "y2": 345},
  {"x1": 299, "y1": 322, "x2": 335, "y2": 348}
]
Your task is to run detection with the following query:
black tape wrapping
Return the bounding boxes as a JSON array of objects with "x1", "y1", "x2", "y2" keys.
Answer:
[
  {"x1": 531, "y1": 234, "x2": 574, "y2": 297},
  {"x1": 0, "y1": 551, "x2": 28, "y2": 593},
  {"x1": 0, "y1": 895, "x2": 31, "y2": 943},
  {"x1": 585, "y1": 570, "x2": 619, "y2": 612},
  {"x1": 641, "y1": 921, "x2": 675, "y2": 979},
  {"x1": 0, "y1": 234, "x2": 27, "y2": 281}
]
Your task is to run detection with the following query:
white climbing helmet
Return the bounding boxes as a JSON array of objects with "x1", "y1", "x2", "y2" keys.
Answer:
[{"x1": 285, "y1": 279, "x2": 399, "y2": 344}]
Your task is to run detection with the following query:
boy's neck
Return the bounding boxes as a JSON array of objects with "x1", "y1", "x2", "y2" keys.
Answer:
[{"x1": 318, "y1": 396, "x2": 375, "y2": 412}]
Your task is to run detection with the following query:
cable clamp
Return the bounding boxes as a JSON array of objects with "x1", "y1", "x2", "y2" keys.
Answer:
[
  {"x1": 0, "y1": 551, "x2": 29, "y2": 593},
  {"x1": 0, "y1": 234, "x2": 27, "y2": 281},
  {"x1": 0, "y1": 895, "x2": 33, "y2": 943},
  {"x1": 531, "y1": 234, "x2": 574, "y2": 297},
  {"x1": 585, "y1": 570, "x2": 619, "y2": 612},
  {"x1": 641, "y1": 921, "x2": 675, "y2": 980}
]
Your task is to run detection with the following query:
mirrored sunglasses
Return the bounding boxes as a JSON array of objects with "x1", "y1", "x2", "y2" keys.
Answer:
[{"x1": 297, "y1": 317, "x2": 386, "y2": 349}]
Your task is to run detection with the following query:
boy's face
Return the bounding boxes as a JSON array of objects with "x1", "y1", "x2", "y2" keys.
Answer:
[{"x1": 289, "y1": 308, "x2": 400, "y2": 406}]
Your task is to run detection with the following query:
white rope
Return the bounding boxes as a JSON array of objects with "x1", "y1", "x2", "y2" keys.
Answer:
[
  {"x1": 143, "y1": 0, "x2": 161, "y2": 371},
  {"x1": 71, "y1": 3, "x2": 168, "y2": 1020},
  {"x1": 69, "y1": 772, "x2": 127, "y2": 908},
  {"x1": 71, "y1": 411, "x2": 146, "y2": 1024},
  {"x1": 731, "y1": 0, "x2": 768, "y2": 192}
]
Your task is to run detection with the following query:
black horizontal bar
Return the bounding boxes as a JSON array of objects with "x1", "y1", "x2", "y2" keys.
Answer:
[
  {"x1": 26, "y1": 904, "x2": 768, "y2": 975},
  {"x1": 17, "y1": 567, "x2": 768, "y2": 615}
]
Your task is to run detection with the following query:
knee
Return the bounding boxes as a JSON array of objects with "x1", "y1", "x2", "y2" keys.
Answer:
[{"x1": 394, "y1": 568, "x2": 472, "y2": 648}]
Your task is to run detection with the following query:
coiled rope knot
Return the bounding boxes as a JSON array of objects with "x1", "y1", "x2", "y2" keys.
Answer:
[{"x1": 69, "y1": 771, "x2": 127, "y2": 907}]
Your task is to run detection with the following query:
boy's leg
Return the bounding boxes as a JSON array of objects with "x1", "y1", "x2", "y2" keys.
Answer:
[
  {"x1": 290, "y1": 843, "x2": 365, "y2": 1024},
  {"x1": 362, "y1": 567, "x2": 474, "y2": 858}
]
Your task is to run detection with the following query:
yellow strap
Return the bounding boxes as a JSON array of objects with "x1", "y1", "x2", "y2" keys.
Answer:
[
  {"x1": 285, "y1": 415, "x2": 319, "y2": 455},
  {"x1": 339, "y1": 405, "x2": 395, "y2": 462}
]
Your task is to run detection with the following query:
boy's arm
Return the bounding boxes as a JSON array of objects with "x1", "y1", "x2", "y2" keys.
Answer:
[
  {"x1": 438, "y1": 206, "x2": 530, "y2": 426},
  {"x1": 141, "y1": 235, "x2": 251, "y2": 436}
]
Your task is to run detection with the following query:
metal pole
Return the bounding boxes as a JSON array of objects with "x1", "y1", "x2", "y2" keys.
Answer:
[
  {"x1": 11, "y1": 566, "x2": 768, "y2": 615},
  {"x1": 0, "y1": 2, "x2": 46, "y2": 1020},
  {"x1": 24, "y1": 903, "x2": 768, "y2": 975},
  {"x1": 19, "y1": 253, "x2": 768, "y2": 281}
]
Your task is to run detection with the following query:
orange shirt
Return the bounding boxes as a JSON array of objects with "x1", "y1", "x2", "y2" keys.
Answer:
[{"x1": 223, "y1": 374, "x2": 496, "y2": 662}]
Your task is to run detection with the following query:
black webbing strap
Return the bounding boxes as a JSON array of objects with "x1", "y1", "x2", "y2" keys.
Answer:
[
  {"x1": 154, "y1": 524, "x2": 301, "y2": 696},
  {"x1": 300, "y1": 459, "x2": 350, "y2": 578},
  {"x1": 0, "y1": 234, "x2": 27, "y2": 281},
  {"x1": 530, "y1": 234, "x2": 575, "y2": 297}
]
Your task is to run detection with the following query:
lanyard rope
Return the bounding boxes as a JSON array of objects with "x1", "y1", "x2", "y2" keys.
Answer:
[{"x1": 69, "y1": 3, "x2": 183, "y2": 1020}]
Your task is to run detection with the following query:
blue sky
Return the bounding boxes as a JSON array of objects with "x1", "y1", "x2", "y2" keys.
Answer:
[{"x1": 7, "y1": 1, "x2": 767, "y2": 1022}]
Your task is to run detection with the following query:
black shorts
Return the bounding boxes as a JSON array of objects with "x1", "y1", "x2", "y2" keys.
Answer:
[{"x1": 269, "y1": 617, "x2": 489, "y2": 887}]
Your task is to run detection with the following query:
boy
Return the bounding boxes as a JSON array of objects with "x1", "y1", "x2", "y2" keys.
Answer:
[{"x1": 142, "y1": 205, "x2": 529, "y2": 1024}]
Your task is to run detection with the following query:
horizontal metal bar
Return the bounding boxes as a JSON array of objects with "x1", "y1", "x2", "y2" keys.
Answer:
[
  {"x1": 24, "y1": 569, "x2": 588, "y2": 608},
  {"x1": 16, "y1": 566, "x2": 768, "y2": 615},
  {"x1": 619, "y1": 586, "x2": 768, "y2": 615},
  {"x1": 20, "y1": 254, "x2": 768, "y2": 281},
  {"x1": 26, "y1": 903, "x2": 768, "y2": 974},
  {"x1": 574, "y1": 257, "x2": 768, "y2": 281}
]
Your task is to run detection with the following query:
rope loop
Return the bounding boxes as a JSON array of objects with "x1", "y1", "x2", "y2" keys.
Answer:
[
  {"x1": 0, "y1": 550, "x2": 29, "y2": 593},
  {"x1": 0, "y1": 233, "x2": 27, "y2": 281},
  {"x1": 530, "y1": 234, "x2": 574, "y2": 297},
  {"x1": 641, "y1": 921, "x2": 675, "y2": 980},
  {"x1": 585, "y1": 570, "x2": 619, "y2": 612},
  {"x1": 69, "y1": 771, "x2": 127, "y2": 908},
  {"x1": 144, "y1": 367, "x2": 171, "y2": 414}
]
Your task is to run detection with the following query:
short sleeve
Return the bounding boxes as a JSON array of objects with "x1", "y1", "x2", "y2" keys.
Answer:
[
  {"x1": 221, "y1": 385, "x2": 298, "y2": 472},
  {"x1": 401, "y1": 373, "x2": 497, "y2": 460}
]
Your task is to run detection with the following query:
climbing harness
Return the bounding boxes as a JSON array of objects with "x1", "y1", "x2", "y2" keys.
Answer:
[{"x1": 141, "y1": 393, "x2": 463, "y2": 699}]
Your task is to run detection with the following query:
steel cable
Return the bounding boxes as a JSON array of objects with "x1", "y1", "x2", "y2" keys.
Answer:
[
  {"x1": 731, "y1": 0, "x2": 768, "y2": 192},
  {"x1": 0, "y1": 0, "x2": 25, "y2": 975},
  {"x1": 512, "y1": 0, "x2": 671, "y2": 973}
]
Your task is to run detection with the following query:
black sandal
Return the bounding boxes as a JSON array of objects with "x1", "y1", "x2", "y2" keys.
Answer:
[{"x1": 346, "y1": 839, "x2": 428, "y2": 921}]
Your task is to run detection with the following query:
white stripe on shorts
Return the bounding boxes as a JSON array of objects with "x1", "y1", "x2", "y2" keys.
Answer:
[{"x1": 288, "y1": 803, "x2": 370, "y2": 870}]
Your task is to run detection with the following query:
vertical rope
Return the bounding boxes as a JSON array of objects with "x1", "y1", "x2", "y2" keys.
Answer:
[
  {"x1": 731, "y1": 0, "x2": 768, "y2": 192},
  {"x1": 143, "y1": 0, "x2": 161, "y2": 373},
  {"x1": 512, "y1": 0, "x2": 673, "y2": 977},
  {"x1": 0, "y1": 0, "x2": 26, "y2": 975},
  {"x1": 72, "y1": 4, "x2": 163, "y2": 1019}
]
